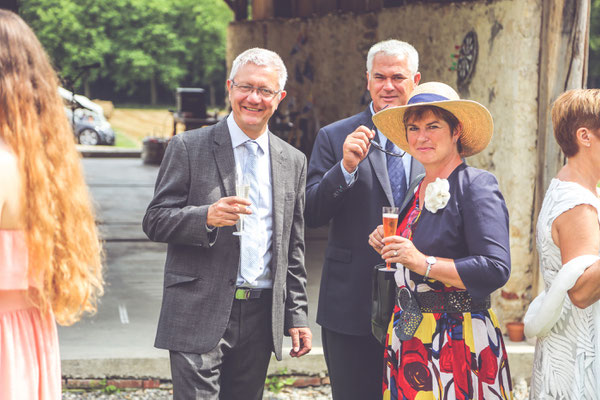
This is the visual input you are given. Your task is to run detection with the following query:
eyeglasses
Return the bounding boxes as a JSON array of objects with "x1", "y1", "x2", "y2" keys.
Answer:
[
  {"x1": 231, "y1": 80, "x2": 281, "y2": 100},
  {"x1": 368, "y1": 104, "x2": 405, "y2": 158},
  {"x1": 370, "y1": 140, "x2": 406, "y2": 158}
]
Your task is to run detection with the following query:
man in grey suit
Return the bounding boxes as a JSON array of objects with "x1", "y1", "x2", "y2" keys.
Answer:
[
  {"x1": 143, "y1": 48, "x2": 312, "y2": 400},
  {"x1": 305, "y1": 39, "x2": 424, "y2": 400}
]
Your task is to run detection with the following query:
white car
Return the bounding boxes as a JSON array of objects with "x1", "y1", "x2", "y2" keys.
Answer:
[{"x1": 59, "y1": 88, "x2": 115, "y2": 146}]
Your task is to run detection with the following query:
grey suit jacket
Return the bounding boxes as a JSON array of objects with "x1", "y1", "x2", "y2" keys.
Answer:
[
  {"x1": 305, "y1": 107, "x2": 424, "y2": 336},
  {"x1": 142, "y1": 118, "x2": 309, "y2": 360}
]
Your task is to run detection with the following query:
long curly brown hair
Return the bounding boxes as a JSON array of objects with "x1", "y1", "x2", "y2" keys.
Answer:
[{"x1": 0, "y1": 10, "x2": 104, "y2": 326}]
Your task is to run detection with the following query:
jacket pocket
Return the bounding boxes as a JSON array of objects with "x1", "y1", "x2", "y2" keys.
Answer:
[{"x1": 164, "y1": 272, "x2": 200, "y2": 288}]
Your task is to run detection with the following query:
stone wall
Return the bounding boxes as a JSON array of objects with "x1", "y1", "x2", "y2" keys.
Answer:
[{"x1": 227, "y1": 0, "x2": 543, "y2": 324}]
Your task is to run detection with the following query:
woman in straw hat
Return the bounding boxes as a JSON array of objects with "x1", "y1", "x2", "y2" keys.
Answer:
[
  {"x1": 368, "y1": 82, "x2": 512, "y2": 399},
  {"x1": 524, "y1": 89, "x2": 600, "y2": 399},
  {"x1": 0, "y1": 10, "x2": 103, "y2": 398}
]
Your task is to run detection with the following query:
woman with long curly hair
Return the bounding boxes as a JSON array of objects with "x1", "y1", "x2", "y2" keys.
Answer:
[{"x1": 0, "y1": 10, "x2": 104, "y2": 398}]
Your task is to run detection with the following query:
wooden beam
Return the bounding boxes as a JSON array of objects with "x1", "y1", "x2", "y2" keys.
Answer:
[
  {"x1": 224, "y1": 0, "x2": 248, "y2": 21},
  {"x1": 2, "y1": 0, "x2": 19, "y2": 13},
  {"x1": 295, "y1": 0, "x2": 315, "y2": 17},
  {"x1": 252, "y1": 0, "x2": 274, "y2": 20},
  {"x1": 273, "y1": 0, "x2": 294, "y2": 18},
  {"x1": 532, "y1": 0, "x2": 590, "y2": 295},
  {"x1": 314, "y1": 0, "x2": 338, "y2": 15}
]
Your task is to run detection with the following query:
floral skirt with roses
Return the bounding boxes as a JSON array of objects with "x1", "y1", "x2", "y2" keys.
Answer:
[{"x1": 383, "y1": 283, "x2": 513, "y2": 399}]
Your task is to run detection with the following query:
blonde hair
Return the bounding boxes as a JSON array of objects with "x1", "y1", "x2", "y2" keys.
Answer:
[
  {"x1": 0, "y1": 10, "x2": 103, "y2": 325},
  {"x1": 551, "y1": 89, "x2": 600, "y2": 157}
]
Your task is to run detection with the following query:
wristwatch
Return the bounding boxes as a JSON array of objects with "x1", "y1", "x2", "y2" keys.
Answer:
[{"x1": 424, "y1": 256, "x2": 436, "y2": 281}]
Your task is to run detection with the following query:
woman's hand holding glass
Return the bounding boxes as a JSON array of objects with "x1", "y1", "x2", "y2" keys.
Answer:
[{"x1": 369, "y1": 226, "x2": 426, "y2": 273}]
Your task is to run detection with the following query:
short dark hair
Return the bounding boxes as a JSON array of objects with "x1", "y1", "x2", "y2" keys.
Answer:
[
  {"x1": 403, "y1": 105, "x2": 462, "y2": 153},
  {"x1": 551, "y1": 89, "x2": 600, "y2": 157}
]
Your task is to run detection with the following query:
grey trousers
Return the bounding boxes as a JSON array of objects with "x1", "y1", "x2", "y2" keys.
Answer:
[{"x1": 170, "y1": 295, "x2": 273, "y2": 400}]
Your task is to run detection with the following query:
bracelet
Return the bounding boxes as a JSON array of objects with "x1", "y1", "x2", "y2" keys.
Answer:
[
  {"x1": 424, "y1": 264, "x2": 432, "y2": 280},
  {"x1": 423, "y1": 256, "x2": 436, "y2": 281}
]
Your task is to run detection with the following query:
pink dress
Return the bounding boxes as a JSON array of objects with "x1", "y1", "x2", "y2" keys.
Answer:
[{"x1": 0, "y1": 230, "x2": 61, "y2": 399}]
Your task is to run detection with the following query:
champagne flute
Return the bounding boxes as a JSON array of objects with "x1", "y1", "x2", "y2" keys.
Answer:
[
  {"x1": 233, "y1": 183, "x2": 250, "y2": 236},
  {"x1": 382, "y1": 206, "x2": 399, "y2": 270}
]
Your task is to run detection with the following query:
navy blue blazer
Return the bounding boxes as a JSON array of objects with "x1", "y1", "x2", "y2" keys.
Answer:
[
  {"x1": 405, "y1": 163, "x2": 511, "y2": 300},
  {"x1": 306, "y1": 108, "x2": 424, "y2": 336}
]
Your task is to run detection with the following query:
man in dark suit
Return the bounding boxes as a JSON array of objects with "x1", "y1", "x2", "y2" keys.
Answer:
[
  {"x1": 305, "y1": 39, "x2": 424, "y2": 399},
  {"x1": 143, "y1": 48, "x2": 312, "y2": 400}
]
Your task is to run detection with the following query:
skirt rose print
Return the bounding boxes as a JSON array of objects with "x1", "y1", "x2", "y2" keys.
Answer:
[{"x1": 382, "y1": 268, "x2": 513, "y2": 400}]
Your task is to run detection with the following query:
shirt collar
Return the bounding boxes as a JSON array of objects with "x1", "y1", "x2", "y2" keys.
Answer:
[{"x1": 227, "y1": 113, "x2": 269, "y2": 154}]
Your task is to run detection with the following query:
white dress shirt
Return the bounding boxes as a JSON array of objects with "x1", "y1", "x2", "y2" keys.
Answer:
[{"x1": 227, "y1": 113, "x2": 274, "y2": 289}]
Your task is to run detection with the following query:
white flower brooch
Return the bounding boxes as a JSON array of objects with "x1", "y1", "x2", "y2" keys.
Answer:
[{"x1": 424, "y1": 178, "x2": 450, "y2": 213}]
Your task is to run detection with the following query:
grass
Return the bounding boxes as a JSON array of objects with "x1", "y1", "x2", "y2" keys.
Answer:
[
  {"x1": 114, "y1": 129, "x2": 141, "y2": 148},
  {"x1": 108, "y1": 106, "x2": 227, "y2": 149},
  {"x1": 113, "y1": 103, "x2": 176, "y2": 110}
]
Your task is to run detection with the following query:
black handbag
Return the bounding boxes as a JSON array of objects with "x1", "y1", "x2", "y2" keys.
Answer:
[{"x1": 371, "y1": 263, "x2": 397, "y2": 346}]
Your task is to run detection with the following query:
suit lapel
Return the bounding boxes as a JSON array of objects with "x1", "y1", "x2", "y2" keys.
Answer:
[
  {"x1": 362, "y1": 106, "x2": 394, "y2": 207},
  {"x1": 409, "y1": 157, "x2": 425, "y2": 183},
  {"x1": 269, "y1": 132, "x2": 285, "y2": 276},
  {"x1": 399, "y1": 173, "x2": 424, "y2": 214},
  {"x1": 269, "y1": 132, "x2": 285, "y2": 239},
  {"x1": 212, "y1": 119, "x2": 236, "y2": 197},
  {"x1": 368, "y1": 142, "x2": 394, "y2": 207}
]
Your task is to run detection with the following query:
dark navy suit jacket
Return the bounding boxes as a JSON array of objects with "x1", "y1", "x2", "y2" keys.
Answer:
[
  {"x1": 405, "y1": 163, "x2": 511, "y2": 299},
  {"x1": 305, "y1": 107, "x2": 424, "y2": 336}
]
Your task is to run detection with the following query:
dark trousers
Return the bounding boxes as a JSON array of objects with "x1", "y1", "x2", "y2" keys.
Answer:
[
  {"x1": 170, "y1": 295, "x2": 273, "y2": 400},
  {"x1": 322, "y1": 327, "x2": 384, "y2": 400}
]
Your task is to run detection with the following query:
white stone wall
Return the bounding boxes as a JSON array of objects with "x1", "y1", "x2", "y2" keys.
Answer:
[{"x1": 227, "y1": 0, "x2": 543, "y2": 324}]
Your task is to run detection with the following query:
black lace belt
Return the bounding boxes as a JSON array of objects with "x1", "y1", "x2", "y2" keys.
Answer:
[
  {"x1": 394, "y1": 288, "x2": 491, "y2": 341},
  {"x1": 414, "y1": 290, "x2": 490, "y2": 313}
]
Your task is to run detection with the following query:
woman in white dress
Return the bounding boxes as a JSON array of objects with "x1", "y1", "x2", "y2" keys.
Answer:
[{"x1": 525, "y1": 89, "x2": 600, "y2": 399}]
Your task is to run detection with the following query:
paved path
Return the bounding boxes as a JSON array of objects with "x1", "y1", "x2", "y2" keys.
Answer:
[
  {"x1": 60, "y1": 157, "x2": 534, "y2": 383},
  {"x1": 60, "y1": 158, "x2": 328, "y2": 378}
]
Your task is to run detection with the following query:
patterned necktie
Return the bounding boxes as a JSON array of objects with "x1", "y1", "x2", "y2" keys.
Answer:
[
  {"x1": 240, "y1": 140, "x2": 263, "y2": 284},
  {"x1": 385, "y1": 139, "x2": 407, "y2": 207}
]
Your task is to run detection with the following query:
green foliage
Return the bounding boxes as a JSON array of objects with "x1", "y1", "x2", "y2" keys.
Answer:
[
  {"x1": 264, "y1": 368, "x2": 296, "y2": 394},
  {"x1": 20, "y1": 0, "x2": 233, "y2": 103},
  {"x1": 114, "y1": 130, "x2": 141, "y2": 148},
  {"x1": 103, "y1": 384, "x2": 119, "y2": 394}
]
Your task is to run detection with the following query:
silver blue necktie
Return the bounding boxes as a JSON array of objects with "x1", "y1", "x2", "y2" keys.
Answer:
[
  {"x1": 240, "y1": 140, "x2": 262, "y2": 284},
  {"x1": 386, "y1": 139, "x2": 407, "y2": 207}
]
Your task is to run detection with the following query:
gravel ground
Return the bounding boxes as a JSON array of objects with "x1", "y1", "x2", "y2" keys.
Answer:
[
  {"x1": 62, "y1": 385, "x2": 332, "y2": 399},
  {"x1": 62, "y1": 380, "x2": 529, "y2": 399}
]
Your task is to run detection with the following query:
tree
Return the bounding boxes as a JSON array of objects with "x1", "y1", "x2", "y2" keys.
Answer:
[
  {"x1": 20, "y1": 0, "x2": 233, "y2": 105},
  {"x1": 173, "y1": 0, "x2": 232, "y2": 104},
  {"x1": 20, "y1": 0, "x2": 110, "y2": 96},
  {"x1": 588, "y1": 0, "x2": 600, "y2": 87},
  {"x1": 100, "y1": 0, "x2": 187, "y2": 104}
]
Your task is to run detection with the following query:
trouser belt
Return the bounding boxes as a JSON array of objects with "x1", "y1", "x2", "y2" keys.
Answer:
[{"x1": 234, "y1": 287, "x2": 272, "y2": 300}]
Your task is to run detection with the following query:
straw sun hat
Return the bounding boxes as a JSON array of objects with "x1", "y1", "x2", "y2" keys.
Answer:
[{"x1": 372, "y1": 82, "x2": 493, "y2": 157}]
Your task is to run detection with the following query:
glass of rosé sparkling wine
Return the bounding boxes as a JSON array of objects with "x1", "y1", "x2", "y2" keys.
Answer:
[{"x1": 382, "y1": 206, "x2": 399, "y2": 270}]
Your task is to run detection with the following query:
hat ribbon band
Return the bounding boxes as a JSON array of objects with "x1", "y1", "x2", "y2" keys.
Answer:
[{"x1": 407, "y1": 93, "x2": 450, "y2": 105}]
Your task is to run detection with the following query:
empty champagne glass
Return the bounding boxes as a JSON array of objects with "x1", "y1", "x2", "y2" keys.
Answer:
[
  {"x1": 382, "y1": 206, "x2": 399, "y2": 270},
  {"x1": 233, "y1": 183, "x2": 250, "y2": 236}
]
